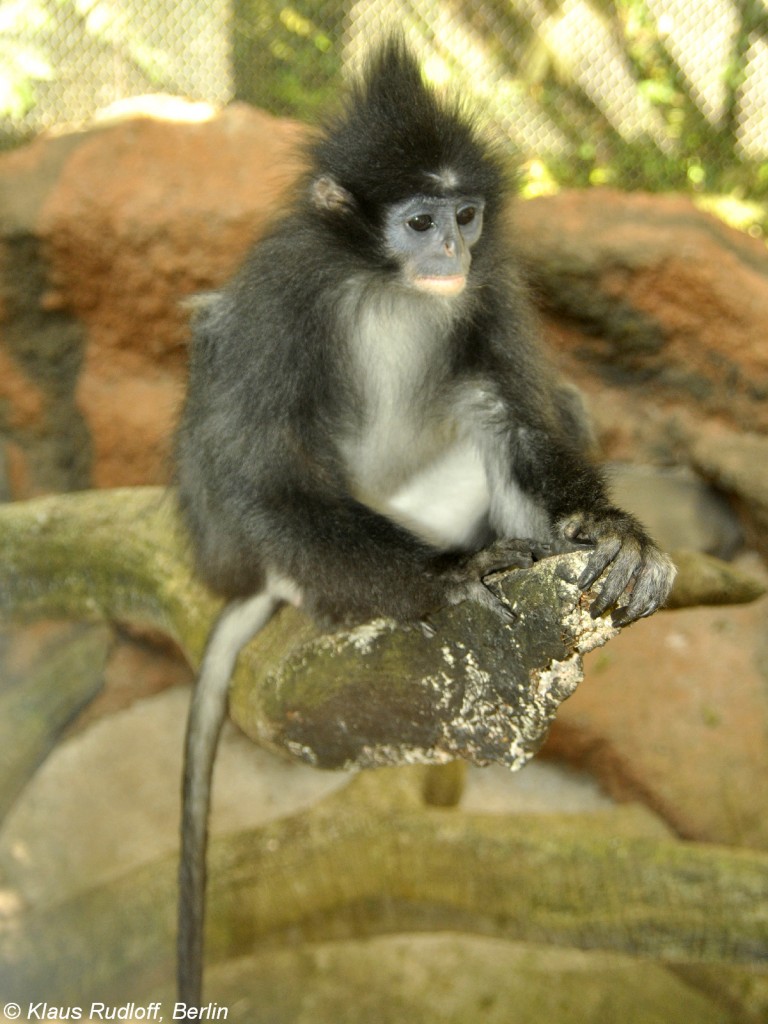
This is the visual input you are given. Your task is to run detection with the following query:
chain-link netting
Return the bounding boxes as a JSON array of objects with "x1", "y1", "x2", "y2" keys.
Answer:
[{"x1": 2, "y1": 0, "x2": 767, "y2": 202}]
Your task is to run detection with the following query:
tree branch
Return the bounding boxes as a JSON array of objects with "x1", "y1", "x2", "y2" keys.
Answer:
[
  {"x1": 2, "y1": 770, "x2": 767, "y2": 1003},
  {"x1": 0, "y1": 487, "x2": 763, "y2": 770},
  {"x1": 0, "y1": 487, "x2": 615, "y2": 770}
]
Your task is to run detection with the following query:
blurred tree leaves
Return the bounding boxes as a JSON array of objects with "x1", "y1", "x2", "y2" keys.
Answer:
[
  {"x1": 232, "y1": 0, "x2": 339, "y2": 116},
  {"x1": 1, "y1": 0, "x2": 767, "y2": 225},
  {"x1": 0, "y1": 0, "x2": 52, "y2": 118}
]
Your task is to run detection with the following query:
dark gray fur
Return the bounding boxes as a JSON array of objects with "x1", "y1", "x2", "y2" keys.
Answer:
[{"x1": 173, "y1": 38, "x2": 676, "y2": 1003}]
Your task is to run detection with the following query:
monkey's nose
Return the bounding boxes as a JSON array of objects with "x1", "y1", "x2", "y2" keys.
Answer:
[{"x1": 444, "y1": 240, "x2": 456, "y2": 256}]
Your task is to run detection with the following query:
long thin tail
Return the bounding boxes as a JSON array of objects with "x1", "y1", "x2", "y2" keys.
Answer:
[{"x1": 177, "y1": 592, "x2": 279, "y2": 1004}]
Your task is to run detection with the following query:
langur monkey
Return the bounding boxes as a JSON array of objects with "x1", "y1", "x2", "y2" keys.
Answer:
[{"x1": 173, "y1": 38, "x2": 676, "y2": 1002}]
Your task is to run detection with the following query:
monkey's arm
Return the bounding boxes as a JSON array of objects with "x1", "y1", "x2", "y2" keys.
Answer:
[
  {"x1": 252, "y1": 478, "x2": 529, "y2": 624},
  {"x1": 473, "y1": 290, "x2": 676, "y2": 624},
  {"x1": 510, "y1": 427, "x2": 676, "y2": 624}
]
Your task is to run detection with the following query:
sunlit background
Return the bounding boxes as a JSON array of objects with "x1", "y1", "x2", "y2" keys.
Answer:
[{"x1": 1, "y1": 0, "x2": 767, "y2": 232}]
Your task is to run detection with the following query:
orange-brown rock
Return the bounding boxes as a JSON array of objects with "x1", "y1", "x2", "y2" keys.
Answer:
[
  {"x1": 515, "y1": 190, "x2": 768, "y2": 434},
  {"x1": 1, "y1": 116, "x2": 766, "y2": 534},
  {"x1": 0, "y1": 346, "x2": 46, "y2": 430},
  {"x1": 0, "y1": 104, "x2": 306, "y2": 494},
  {"x1": 39, "y1": 105, "x2": 305, "y2": 376},
  {"x1": 544, "y1": 567, "x2": 768, "y2": 849}
]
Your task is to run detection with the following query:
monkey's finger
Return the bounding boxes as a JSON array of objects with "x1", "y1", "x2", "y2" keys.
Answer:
[
  {"x1": 577, "y1": 537, "x2": 622, "y2": 590},
  {"x1": 612, "y1": 595, "x2": 656, "y2": 627},
  {"x1": 467, "y1": 581, "x2": 517, "y2": 625},
  {"x1": 610, "y1": 605, "x2": 632, "y2": 627},
  {"x1": 481, "y1": 556, "x2": 533, "y2": 578},
  {"x1": 469, "y1": 539, "x2": 535, "y2": 578},
  {"x1": 488, "y1": 599, "x2": 516, "y2": 626},
  {"x1": 589, "y1": 548, "x2": 641, "y2": 619},
  {"x1": 529, "y1": 540, "x2": 554, "y2": 561},
  {"x1": 444, "y1": 576, "x2": 515, "y2": 624},
  {"x1": 622, "y1": 551, "x2": 677, "y2": 623}
]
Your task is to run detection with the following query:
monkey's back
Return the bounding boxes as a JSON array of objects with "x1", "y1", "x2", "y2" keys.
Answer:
[{"x1": 173, "y1": 217, "x2": 368, "y2": 597}]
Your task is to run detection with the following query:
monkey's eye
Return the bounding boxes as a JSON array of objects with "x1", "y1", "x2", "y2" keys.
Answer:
[
  {"x1": 407, "y1": 214, "x2": 434, "y2": 232},
  {"x1": 457, "y1": 206, "x2": 476, "y2": 226}
]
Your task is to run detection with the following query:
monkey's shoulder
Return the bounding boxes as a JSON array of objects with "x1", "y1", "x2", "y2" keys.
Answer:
[{"x1": 238, "y1": 211, "x2": 373, "y2": 290}]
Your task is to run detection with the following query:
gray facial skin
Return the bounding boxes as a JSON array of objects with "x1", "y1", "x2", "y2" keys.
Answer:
[{"x1": 383, "y1": 196, "x2": 485, "y2": 295}]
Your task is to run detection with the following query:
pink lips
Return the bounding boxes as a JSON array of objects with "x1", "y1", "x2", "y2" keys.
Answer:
[{"x1": 413, "y1": 274, "x2": 467, "y2": 296}]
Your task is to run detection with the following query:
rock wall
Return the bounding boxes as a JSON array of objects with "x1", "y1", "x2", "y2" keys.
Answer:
[
  {"x1": 515, "y1": 190, "x2": 768, "y2": 434},
  {"x1": 0, "y1": 104, "x2": 304, "y2": 496}
]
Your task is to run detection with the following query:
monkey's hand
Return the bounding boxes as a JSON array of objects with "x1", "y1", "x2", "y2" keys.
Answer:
[
  {"x1": 556, "y1": 511, "x2": 677, "y2": 625},
  {"x1": 439, "y1": 538, "x2": 540, "y2": 624}
]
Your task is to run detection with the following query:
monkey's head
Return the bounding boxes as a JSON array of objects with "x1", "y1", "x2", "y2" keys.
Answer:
[{"x1": 307, "y1": 37, "x2": 509, "y2": 297}]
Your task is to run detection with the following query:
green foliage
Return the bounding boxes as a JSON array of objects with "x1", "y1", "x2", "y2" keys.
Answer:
[
  {"x1": 509, "y1": 0, "x2": 766, "y2": 203},
  {"x1": 1, "y1": 0, "x2": 767, "y2": 234},
  {"x1": 0, "y1": 0, "x2": 52, "y2": 118},
  {"x1": 50, "y1": 0, "x2": 173, "y2": 85},
  {"x1": 232, "y1": 0, "x2": 340, "y2": 118},
  {"x1": 445, "y1": 0, "x2": 767, "y2": 235}
]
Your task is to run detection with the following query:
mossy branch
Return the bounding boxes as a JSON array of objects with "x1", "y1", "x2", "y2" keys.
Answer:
[
  {"x1": 0, "y1": 487, "x2": 763, "y2": 771},
  {"x1": 2, "y1": 770, "x2": 767, "y2": 1003}
]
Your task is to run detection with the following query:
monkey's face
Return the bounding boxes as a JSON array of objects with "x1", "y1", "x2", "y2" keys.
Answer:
[{"x1": 382, "y1": 195, "x2": 485, "y2": 297}]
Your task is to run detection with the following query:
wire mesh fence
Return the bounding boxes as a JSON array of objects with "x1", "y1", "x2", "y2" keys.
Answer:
[{"x1": 2, "y1": 0, "x2": 767, "y2": 203}]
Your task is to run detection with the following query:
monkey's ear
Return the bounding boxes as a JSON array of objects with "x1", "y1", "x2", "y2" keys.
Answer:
[{"x1": 310, "y1": 175, "x2": 357, "y2": 214}]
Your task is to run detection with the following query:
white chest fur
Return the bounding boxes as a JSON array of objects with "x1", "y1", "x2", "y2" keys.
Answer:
[{"x1": 339, "y1": 285, "x2": 491, "y2": 548}]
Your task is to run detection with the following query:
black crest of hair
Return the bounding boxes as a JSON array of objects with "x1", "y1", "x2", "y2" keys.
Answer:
[{"x1": 309, "y1": 37, "x2": 509, "y2": 215}]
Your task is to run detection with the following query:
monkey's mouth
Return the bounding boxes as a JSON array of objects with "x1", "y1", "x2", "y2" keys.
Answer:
[{"x1": 413, "y1": 275, "x2": 467, "y2": 296}]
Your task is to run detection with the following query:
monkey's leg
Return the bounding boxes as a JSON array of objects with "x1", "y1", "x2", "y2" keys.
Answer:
[{"x1": 177, "y1": 592, "x2": 280, "y2": 1004}]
